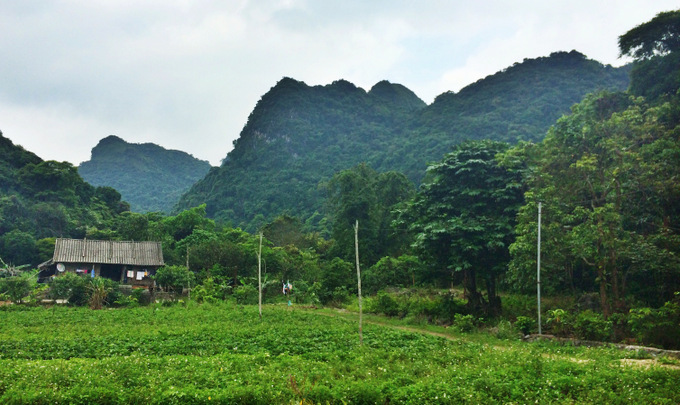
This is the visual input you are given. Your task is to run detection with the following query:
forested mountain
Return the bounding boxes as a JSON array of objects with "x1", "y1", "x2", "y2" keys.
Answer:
[
  {"x1": 0, "y1": 132, "x2": 130, "y2": 266},
  {"x1": 79, "y1": 135, "x2": 212, "y2": 213},
  {"x1": 177, "y1": 51, "x2": 630, "y2": 231},
  {"x1": 391, "y1": 51, "x2": 632, "y2": 179}
]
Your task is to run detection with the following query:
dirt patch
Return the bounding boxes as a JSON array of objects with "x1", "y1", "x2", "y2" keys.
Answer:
[{"x1": 620, "y1": 359, "x2": 680, "y2": 370}]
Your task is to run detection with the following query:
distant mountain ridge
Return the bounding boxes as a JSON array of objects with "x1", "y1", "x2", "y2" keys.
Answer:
[
  {"x1": 177, "y1": 51, "x2": 631, "y2": 231},
  {"x1": 78, "y1": 135, "x2": 212, "y2": 213}
]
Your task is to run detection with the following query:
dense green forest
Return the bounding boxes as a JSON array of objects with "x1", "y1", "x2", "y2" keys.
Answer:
[
  {"x1": 177, "y1": 51, "x2": 629, "y2": 231},
  {"x1": 2, "y1": 11, "x2": 679, "y2": 352},
  {"x1": 0, "y1": 133, "x2": 130, "y2": 266},
  {"x1": 78, "y1": 135, "x2": 212, "y2": 213}
]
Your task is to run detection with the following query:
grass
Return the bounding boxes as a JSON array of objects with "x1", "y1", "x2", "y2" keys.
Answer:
[{"x1": 1, "y1": 302, "x2": 678, "y2": 404}]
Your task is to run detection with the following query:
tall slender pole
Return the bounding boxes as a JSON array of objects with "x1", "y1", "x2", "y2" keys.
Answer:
[
  {"x1": 354, "y1": 220, "x2": 363, "y2": 346},
  {"x1": 537, "y1": 202, "x2": 542, "y2": 335},
  {"x1": 258, "y1": 232, "x2": 263, "y2": 320},
  {"x1": 186, "y1": 246, "x2": 191, "y2": 301}
]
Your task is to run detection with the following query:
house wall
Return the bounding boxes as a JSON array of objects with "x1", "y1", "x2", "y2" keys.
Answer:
[{"x1": 55, "y1": 263, "x2": 157, "y2": 287}]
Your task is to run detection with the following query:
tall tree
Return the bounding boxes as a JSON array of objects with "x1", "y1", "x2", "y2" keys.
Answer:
[
  {"x1": 619, "y1": 10, "x2": 680, "y2": 101},
  {"x1": 508, "y1": 92, "x2": 680, "y2": 314},
  {"x1": 618, "y1": 10, "x2": 680, "y2": 59},
  {"x1": 325, "y1": 164, "x2": 414, "y2": 267},
  {"x1": 400, "y1": 140, "x2": 524, "y2": 315}
]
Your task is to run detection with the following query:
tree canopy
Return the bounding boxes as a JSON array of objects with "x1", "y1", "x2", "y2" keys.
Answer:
[
  {"x1": 619, "y1": 9, "x2": 680, "y2": 59},
  {"x1": 400, "y1": 140, "x2": 524, "y2": 314},
  {"x1": 508, "y1": 92, "x2": 680, "y2": 313}
]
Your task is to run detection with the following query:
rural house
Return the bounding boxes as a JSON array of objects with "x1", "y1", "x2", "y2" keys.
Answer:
[{"x1": 39, "y1": 238, "x2": 164, "y2": 287}]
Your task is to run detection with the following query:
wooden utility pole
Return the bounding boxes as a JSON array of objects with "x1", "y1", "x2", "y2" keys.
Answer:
[
  {"x1": 354, "y1": 220, "x2": 363, "y2": 346},
  {"x1": 258, "y1": 232, "x2": 263, "y2": 320}
]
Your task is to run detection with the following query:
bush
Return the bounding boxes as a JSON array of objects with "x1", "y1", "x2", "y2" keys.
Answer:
[
  {"x1": 363, "y1": 255, "x2": 422, "y2": 295},
  {"x1": 113, "y1": 294, "x2": 138, "y2": 308},
  {"x1": 573, "y1": 310, "x2": 612, "y2": 341},
  {"x1": 291, "y1": 280, "x2": 320, "y2": 305},
  {"x1": 87, "y1": 277, "x2": 116, "y2": 310},
  {"x1": 318, "y1": 258, "x2": 354, "y2": 305},
  {"x1": 0, "y1": 272, "x2": 37, "y2": 303},
  {"x1": 193, "y1": 277, "x2": 219, "y2": 303},
  {"x1": 452, "y1": 313, "x2": 476, "y2": 333},
  {"x1": 127, "y1": 288, "x2": 151, "y2": 305},
  {"x1": 514, "y1": 316, "x2": 537, "y2": 335},
  {"x1": 374, "y1": 291, "x2": 401, "y2": 317},
  {"x1": 405, "y1": 295, "x2": 440, "y2": 322},
  {"x1": 629, "y1": 295, "x2": 680, "y2": 349},
  {"x1": 547, "y1": 308, "x2": 573, "y2": 337},
  {"x1": 493, "y1": 319, "x2": 519, "y2": 340},
  {"x1": 234, "y1": 285, "x2": 258, "y2": 305},
  {"x1": 48, "y1": 272, "x2": 85, "y2": 302},
  {"x1": 501, "y1": 295, "x2": 536, "y2": 319},
  {"x1": 69, "y1": 279, "x2": 89, "y2": 306},
  {"x1": 154, "y1": 265, "x2": 195, "y2": 296},
  {"x1": 434, "y1": 292, "x2": 467, "y2": 324}
]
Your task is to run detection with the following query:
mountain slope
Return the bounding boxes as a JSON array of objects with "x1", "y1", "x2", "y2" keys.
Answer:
[
  {"x1": 386, "y1": 50, "x2": 632, "y2": 179},
  {"x1": 78, "y1": 136, "x2": 212, "y2": 213},
  {"x1": 177, "y1": 52, "x2": 630, "y2": 231},
  {"x1": 178, "y1": 79, "x2": 423, "y2": 229},
  {"x1": 0, "y1": 131, "x2": 129, "y2": 266}
]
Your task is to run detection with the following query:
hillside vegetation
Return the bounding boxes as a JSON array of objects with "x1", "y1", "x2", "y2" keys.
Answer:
[
  {"x1": 177, "y1": 51, "x2": 629, "y2": 231},
  {"x1": 0, "y1": 133, "x2": 129, "y2": 266},
  {"x1": 78, "y1": 135, "x2": 212, "y2": 214}
]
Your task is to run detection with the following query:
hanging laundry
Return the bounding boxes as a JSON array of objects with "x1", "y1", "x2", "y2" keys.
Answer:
[
  {"x1": 136, "y1": 271, "x2": 144, "y2": 280},
  {"x1": 127, "y1": 270, "x2": 134, "y2": 278}
]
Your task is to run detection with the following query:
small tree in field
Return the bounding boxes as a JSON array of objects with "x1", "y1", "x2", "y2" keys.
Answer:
[
  {"x1": 154, "y1": 265, "x2": 195, "y2": 298},
  {"x1": 0, "y1": 269, "x2": 37, "y2": 304}
]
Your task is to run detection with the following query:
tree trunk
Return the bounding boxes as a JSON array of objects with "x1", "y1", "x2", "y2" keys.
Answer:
[
  {"x1": 485, "y1": 275, "x2": 501, "y2": 317},
  {"x1": 598, "y1": 263, "x2": 610, "y2": 317},
  {"x1": 463, "y1": 268, "x2": 483, "y2": 312}
]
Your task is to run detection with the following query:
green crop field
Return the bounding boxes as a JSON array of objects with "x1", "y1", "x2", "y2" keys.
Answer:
[{"x1": 1, "y1": 303, "x2": 678, "y2": 404}]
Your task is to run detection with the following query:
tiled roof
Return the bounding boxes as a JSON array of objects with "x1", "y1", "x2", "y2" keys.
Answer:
[{"x1": 52, "y1": 238, "x2": 164, "y2": 266}]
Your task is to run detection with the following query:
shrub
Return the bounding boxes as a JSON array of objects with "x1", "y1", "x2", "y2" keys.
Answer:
[
  {"x1": 405, "y1": 294, "x2": 440, "y2": 322},
  {"x1": 234, "y1": 284, "x2": 258, "y2": 305},
  {"x1": 114, "y1": 294, "x2": 138, "y2": 308},
  {"x1": 629, "y1": 295, "x2": 680, "y2": 349},
  {"x1": 0, "y1": 272, "x2": 36, "y2": 303},
  {"x1": 318, "y1": 258, "x2": 354, "y2": 305},
  {"x1": 434, "y1": 292, "x2": 467, "y2": 324},
  {"x1": 48, "y1": 272, "x2": 85, "y2": 302},
  {"x1": 87, "y1": 277, "x2": 114, "y2": 310},
  {"x1": 547, "y1": 308, "x2": 573, "y2": 337},
  {"x1": 452, "y1": 313, "x2": 476, "y2": 333},
  {"x1": 52, "y1": 273, "x2": 120, "y2": 308},
  {"x1": 493, "y1": 319, "x2": 519, "y2": 340},
  {"x1": 573, "y1": 310, "x2": 612, "y2": 341},
  {"x1": 154, "y1": 265, "x2": 195, "y2": 296},
  {"x1": 291, "y1": 280, "x2": 320, "y2": 305},
  {"x1": 131, "y1": 288, "x2": 151, "y2": 305},
  {"x1": 69, "y1": 279, "x2": 89, "y2": 306},
  {"x1": 374, "y1": 291, "x2": 401, "y2": 317},
  {"x1": 514, "y1": 316, "x2": 537, "y2": 335},
  {"x1": 363, "y1": 255, "x2": 422, "y2": 295},
  {"x1": 501, "y1": 295, "x2": 535, "y2": 318},
  {"x1": 193, "y1": 277, "x2": 219, "y2": 303}
]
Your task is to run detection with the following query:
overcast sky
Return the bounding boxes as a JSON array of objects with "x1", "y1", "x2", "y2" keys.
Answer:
[{"x1": 1, "y1": 1, "x2": 677, "y2": 167}]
